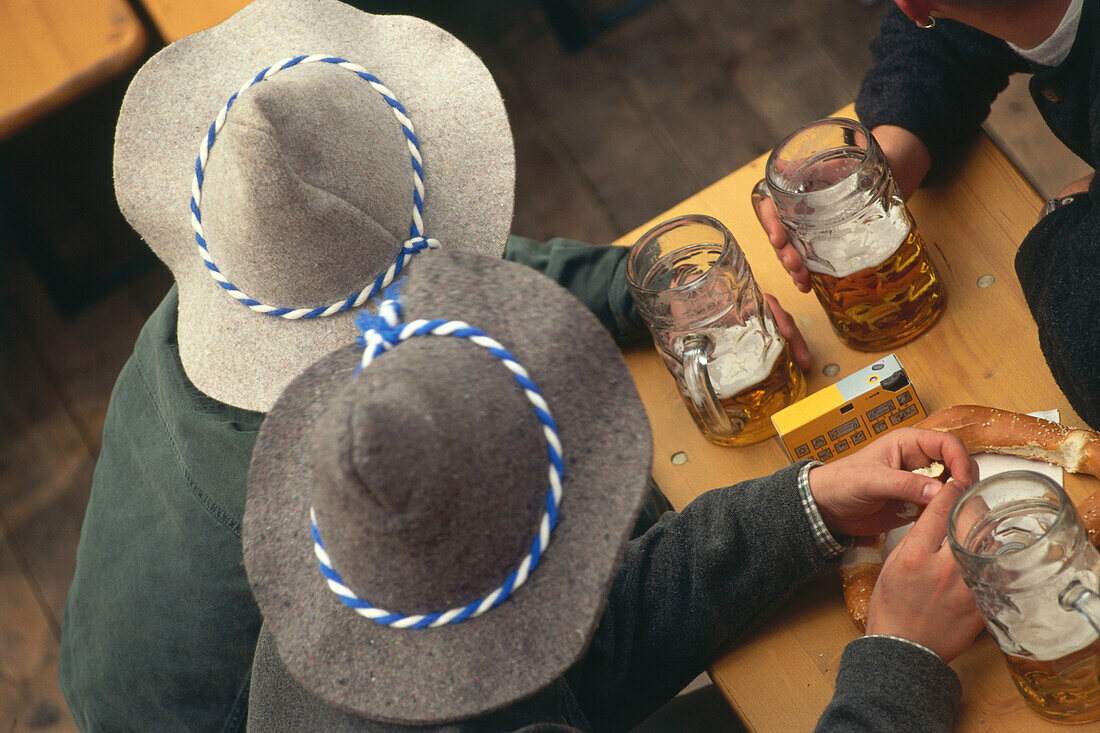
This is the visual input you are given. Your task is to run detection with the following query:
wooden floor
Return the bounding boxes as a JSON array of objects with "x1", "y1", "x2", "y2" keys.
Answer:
[{"x1": 0, "y1": 0, "x2": 1088, "y2": 730}]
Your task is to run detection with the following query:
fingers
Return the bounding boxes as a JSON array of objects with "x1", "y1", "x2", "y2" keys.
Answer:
[
  {"x1": 791, "y1": 266, "x2": 812, "y2": 294},
  {"x1": 966, "y1": 456, "x2": 980, "y2": 488},
  {"x1": 777, "y1": 245, "x2": 813, "y2": 293},
  {"x1": 808, "y1": 429, "x2": 976, "y2": 538},
  {"x1": 837, "y1": 462, "x2": 943, "y2": 510},
  {"x1": 752, "y1": 194, "x2": 786, "y2": 249},
  {"x1": 901, "y1": 477, "x2": 965, "y2": 554},
  {"x1": 871, "y1": 428, "x2": 976, "y2": 489},
  {"x1": 894, "y1": 428, "x2": 976, "y2": 488},
  {"x1": 753, "y1": 194, "x2": 813, "y2": 294},
  {"x1": 947, "y1": 493, "x2": 991, "y2": 551},
  {"x1": 865, "y1": 515, "x2": 984, "y2": 662},
  {"x1": 765, "y1": 293, "x2": 811, "y2": 371}
]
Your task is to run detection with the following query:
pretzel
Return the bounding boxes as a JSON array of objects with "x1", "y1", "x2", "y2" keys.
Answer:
[
  {"x1": 1079, "y1": 491, "x2": 1100, "y2": 547},
  {"x1": 842, "y1": 406, "x2": 1100, "y2": 630},
  {"x1": 919, "y1": 405, "x2": 1100, "y2": 479},
  {"x1": 839, "y1": 535, "x2": 884, "y2": 633},
  {"x1": 921, "y1": 404, "x2": 1100, "y2": 545}
]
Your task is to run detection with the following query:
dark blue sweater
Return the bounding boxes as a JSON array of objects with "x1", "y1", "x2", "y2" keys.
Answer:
[{"x1": 856, "y1": 2, "x2": 1100, "y2": 429}]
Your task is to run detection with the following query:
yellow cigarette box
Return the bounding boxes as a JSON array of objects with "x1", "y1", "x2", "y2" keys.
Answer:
[{"x1": 771, "y1": 354, "x2": 925, "y2": 464}]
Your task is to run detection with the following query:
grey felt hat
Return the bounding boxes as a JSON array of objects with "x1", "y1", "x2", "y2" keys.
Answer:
[
  {"x1": 114, "y1": 0, "x2": 515, "y2": 411},
  {"x1": 243, "y1": 251, "x2": 653, "y2": 724}
]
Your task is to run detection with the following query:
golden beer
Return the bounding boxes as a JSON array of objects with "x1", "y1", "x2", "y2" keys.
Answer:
[
  {"x1": 766, "y1": 118, "x2": 947, "y2": 352},
  {"x1": 949, "y1": 473, "x2": 1100, "y2": 725},
  {"x1": 628, "y1": 215, "x2": 806, "y2": 447},
  {"x1": 807, "y1": 222, "x2": 946, "y2": 352},
  {"x1": 1005, "y1": 637, "x2": 1100, "y2": 724},
  {"x1": 688, "y1": 340, "x2": 806, "y2": 447}
]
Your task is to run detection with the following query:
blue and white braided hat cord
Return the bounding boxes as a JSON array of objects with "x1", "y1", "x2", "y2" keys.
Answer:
[
  {"x1": 309, "y1": 299, "x2": 565, "y2": 629},
  {"x1": 189, "y1": 55, "x2": 440, "y2": 320}
]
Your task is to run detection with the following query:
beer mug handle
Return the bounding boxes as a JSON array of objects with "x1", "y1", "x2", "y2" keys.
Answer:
[
  {"x1": 681, "y1": 334, "x2": 745, "y2": 440},
  {"x1": 1059, "y1": 580, "x2": 1100, "y2": 637}
]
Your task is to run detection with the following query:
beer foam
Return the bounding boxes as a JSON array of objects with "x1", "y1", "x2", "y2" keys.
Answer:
[
  {"x1": 980, "y1": 537, "x2": 1100, "y2": 662},
  {"x1": 802, "y1": 202, "x2": 911, "y2": 279},
  {"x1": 706, "y1": 317, "x2": 784, "y2": 399},
  {"x1": 994, "y1": 584, "x2": 1100, "y2": 662}
]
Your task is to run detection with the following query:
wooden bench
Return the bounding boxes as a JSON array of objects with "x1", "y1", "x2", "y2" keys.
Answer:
[
  {"x1": 0, "y1": 0, "x2": 146, "y2": 140},
  {"x1": 138, "y1": 0, "x2": 248, "y2": 43}
]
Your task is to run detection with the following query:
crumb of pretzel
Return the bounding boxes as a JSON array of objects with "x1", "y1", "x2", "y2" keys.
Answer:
[
  {"x1": 912, "y1": 461, "x2": 946, "y2": 480},
  {"x1": 896, "y1": 462, "x2": 948, "y2": 521}
]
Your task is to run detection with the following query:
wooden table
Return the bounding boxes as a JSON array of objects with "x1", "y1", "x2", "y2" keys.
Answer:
[
  {"x1": 0, "y1": 0, "x2": 146, "y2": 140},
  {"x1": 138, "y1": 0, "x2": 248, "y2": 42},
  {"x1": 614, "y1": 110, "x2": 1093, "y2": 732}
]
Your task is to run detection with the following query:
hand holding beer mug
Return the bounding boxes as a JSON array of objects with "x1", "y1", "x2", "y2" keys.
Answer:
[
  {"x1": 626, "y1": 214, "x2": 805, "y2": 446},
  {"x1": 948, "y1": 471, "x2": 1100, "y2": 724},
  {"x1": 753, "y1": 118, "x2": 946, "y2": 351}
]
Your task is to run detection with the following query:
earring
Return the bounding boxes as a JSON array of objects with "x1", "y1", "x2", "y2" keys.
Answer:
[{"x1": 918, "y1": 16, "x2": 936, "y2": 29}]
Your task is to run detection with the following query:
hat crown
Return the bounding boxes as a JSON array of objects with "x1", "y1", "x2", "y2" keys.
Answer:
[
  {"x1": 199, "y1": 63, "x2": 412, "y2": 306},
  {"x1": 244, "y1": 250, "x2": 653, "y2": 722},
  {"x1": 111, "y1": 0, "x2": 516, "y2": 412},
  {"x1": 310, "y1": 338, "x2": 548, "y2": 613}
]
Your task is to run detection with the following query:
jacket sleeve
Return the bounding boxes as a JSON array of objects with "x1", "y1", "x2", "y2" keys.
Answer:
[
  {"x1": 815, "y1": 636, "x2": 961, "y2": 733},
  {"x1": 59, "y1": 290, "x2": 264, "y2": 733},
  {"x1": 564, "y1": 462, "x2": 830, "y2": 731},
  {"x1": 503, "y1": 235, "x2": 649, "y2": 346},
  {"x1": 1015, "y1": 191, "x2": 1100, "y2": 429},
  {"x1": 855, "y1": 5, "x2": 1026, "y2": 180}
]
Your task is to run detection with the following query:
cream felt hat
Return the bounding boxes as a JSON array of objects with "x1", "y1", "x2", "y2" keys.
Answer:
[{"x1": 113, "y1": 0, "x2": 515, "y2": 411}]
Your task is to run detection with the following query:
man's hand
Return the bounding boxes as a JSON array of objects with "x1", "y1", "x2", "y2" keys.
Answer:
[
  {"x1": 808, "y1": 427, "x2": 977, "y2": 537},
  {"x1": 754, "y1": 194, "x2": 813, "y2": 293},
  {"x1": 765, "y1": 293, "x2": 811, "y2": 372},
  {"x1": 865, "y1": 479, "x2": 985, "y2": 662},
  {"x1": 752, "y1": 125, "x2": 931, "y2": 293}
]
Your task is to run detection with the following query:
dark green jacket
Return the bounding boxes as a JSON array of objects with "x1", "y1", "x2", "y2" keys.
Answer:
[{"x1": 59, "y1": 238, "x2": 646, "y2": 732}]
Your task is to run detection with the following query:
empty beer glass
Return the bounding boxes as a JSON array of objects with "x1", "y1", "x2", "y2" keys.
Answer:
[
  {"x1": 757, "y1": 118, "x2": 946, "y2": 351},
  {"x1": 948, "y1": 471, "x2": 1100, "y2": 724},
  {"x1": 626, "y1": 214, "x2": 805, "y2": 446}
]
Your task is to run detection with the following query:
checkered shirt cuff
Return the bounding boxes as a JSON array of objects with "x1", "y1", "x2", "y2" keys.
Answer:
[{"x1": 798, "y1": 461, "x2": 847, "y2": 559}]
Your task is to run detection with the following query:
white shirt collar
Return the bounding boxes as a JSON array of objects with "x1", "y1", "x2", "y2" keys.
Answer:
[{"x1": 1008, "y1": 0, "x2": 1084, "y2": 67}]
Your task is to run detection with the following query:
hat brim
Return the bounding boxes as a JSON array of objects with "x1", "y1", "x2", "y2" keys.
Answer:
[
  {"x1": 114, "y1": 0, "x2": 515, "y2": 412},
  {"x1": 243, "y1": 252, "x2": 653, "y2": 723}
]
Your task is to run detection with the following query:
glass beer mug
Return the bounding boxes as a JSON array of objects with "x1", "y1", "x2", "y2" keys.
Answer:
[
  {"x1": 755, "y1": 117, "x2": 946, "y2": 351},
  {"x1": 626, "y1": 214, "x2": 805, "y2": 446},
  {"x1": 948, "y1": 470, "x2": 1100, "y2": 724}
]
